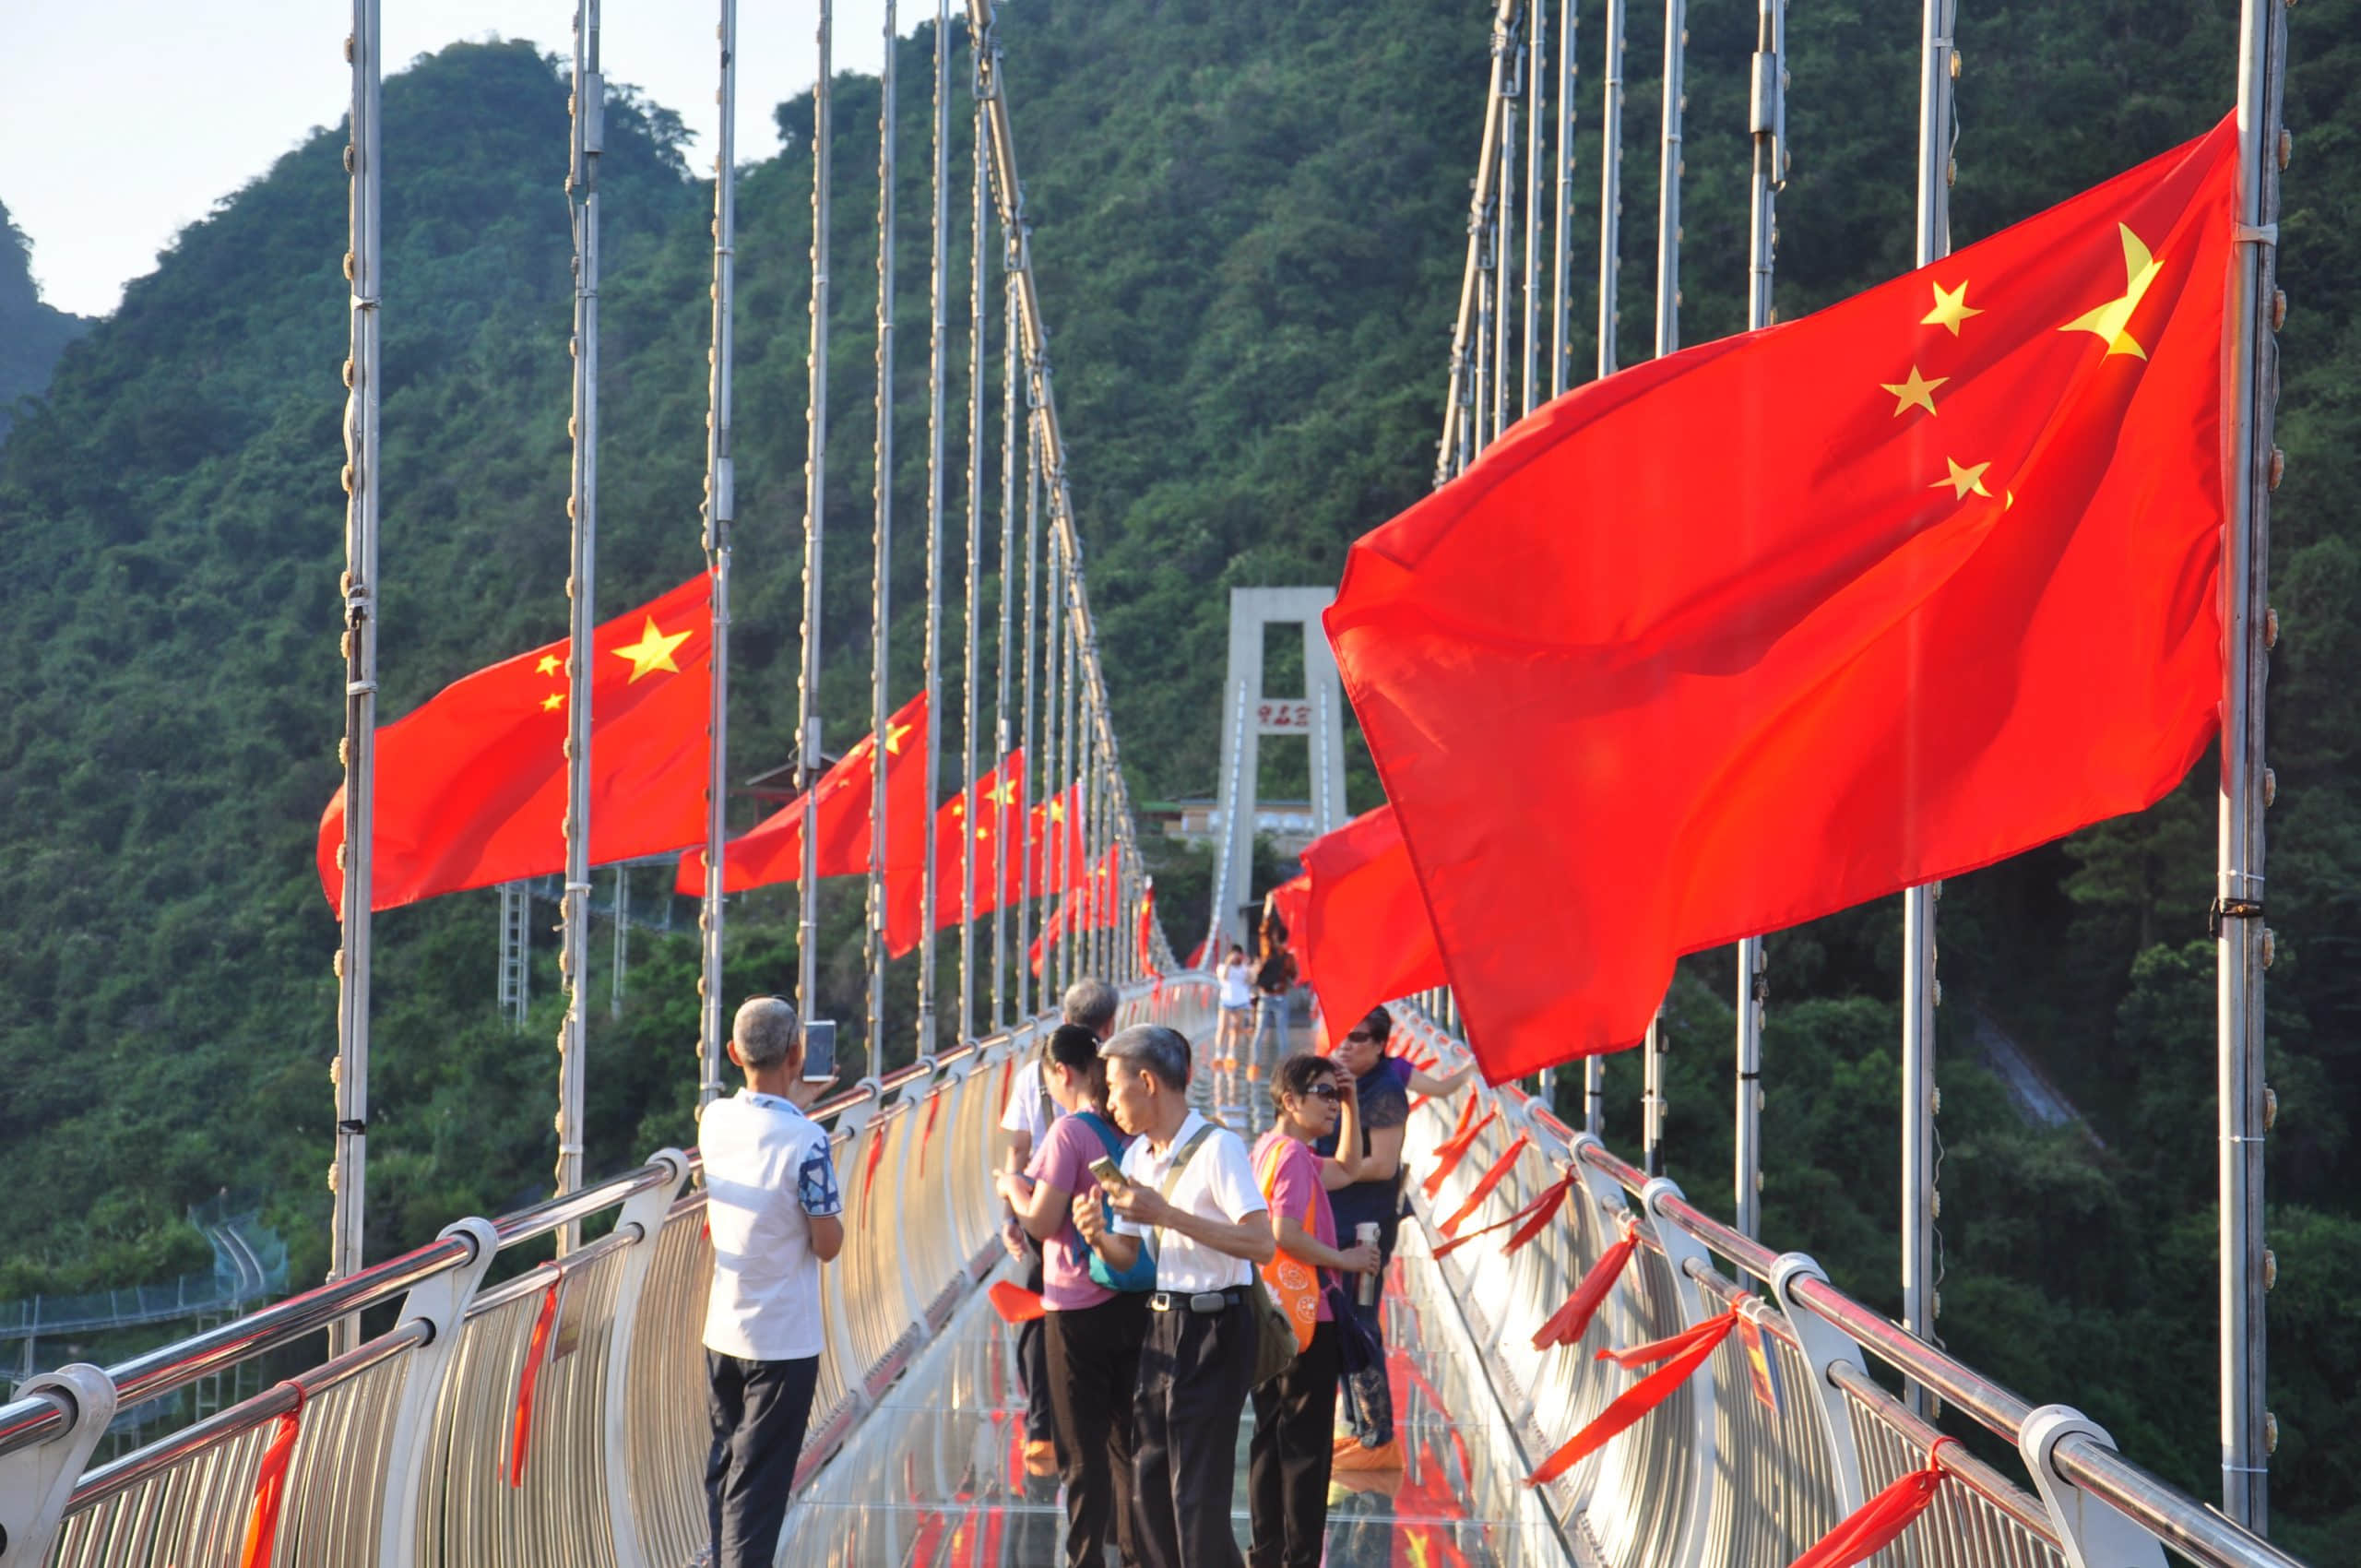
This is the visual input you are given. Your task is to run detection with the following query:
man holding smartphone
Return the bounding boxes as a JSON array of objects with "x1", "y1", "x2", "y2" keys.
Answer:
[{"x1": 698, "y1": 996, "x2": 843, "y2": 1568}]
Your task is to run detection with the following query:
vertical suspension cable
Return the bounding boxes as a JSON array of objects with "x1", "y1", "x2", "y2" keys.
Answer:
[
  {"x1": 1433, "y1": 0, "x2": 1525, "y2": 484},
  {"x1": 698, "y1": 0, "x2": 739, "y2": 1106},
  {"x1": 961, "y1": 59, "x2": 987, "y2": 1047},
  {"x1": 554, "y1": 0, "x2": 603, "y2": 1254},
  {"x1": 1735, "y1": 0, "x2": 1785, "y2": 1240},
  {"x1": 1493, "y1": 39, "x2": 1517, "y2": 445},
  {"x1": 1522, "y1": 0, "x2": 1544, "y2": 417},
  {"x1": 329, "y1": 0, "x2": 384, "y2": 1347},
  {"x1": 867, "y1": 0, "x2": 899, "y2": 1069},
  {"x1": 984, "y1": 127, "x2": 1014, "y2": 1034},
  {"x1": 919, "y1": 0, "x2": 950, "y2": 1055},
  {"x1": 1551, "y1": 0, "x2": 1575, "y2": 399},
  {"x1": 1010, "y1": 257, "x2": 1034, "y2": 1024},
  {"x1": 1902, "y1": 0, "x2": 1959, "y2": 1417},
  {"x1": 1051, "y1": 505, "x2": 1074, "y2": 995},
  {"x1": 1586, "y1": 0, "x2": 1626, "y2": 1137},
  {"x1": 796, "y1": 0, "x2": 835, "y2": 1028}
]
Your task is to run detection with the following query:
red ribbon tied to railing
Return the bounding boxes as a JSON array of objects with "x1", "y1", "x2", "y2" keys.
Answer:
[
  {"x1": 1431, "y1": 1173, "x2": 1572, "y2": 1259},
  {"x1": 1437, "y1": 1134, "x2": 1533, "y2": 1237},
  {"x1": 1531, "y1": 1228, "x2": 1639, "y2": 1349},
  {"x1": 1418, "y1": 1106, "x2": 1500, "y2": 1200},
  {"x1": 1786, "y1": 1439, "x2": 1957, "y2": 1568},
  {"x1": 1525, "y1": 1309, "x2": 1741, "y2": 1486},
  {"x1": 987, "y1": 1279, "x2": 1049, "y2": 1323},
  {"x1": 508, "y1": 1271, "x2": 563, "y2": 1488},
  {"x1": 237, "y1": 1384, "x2": 305, "y2": 1568}
]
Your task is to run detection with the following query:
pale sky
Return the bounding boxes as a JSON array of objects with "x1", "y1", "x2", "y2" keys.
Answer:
[{"x1": 0, "y1": 0, "x2": 934, "y2": 319}]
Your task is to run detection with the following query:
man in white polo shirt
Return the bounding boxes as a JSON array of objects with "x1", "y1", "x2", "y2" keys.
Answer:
[
  {"x1": 700, "y1": 996, "x2": 844, "y2": 1568},
  {"x1": 1076, "y1": 1024, "x2": 1272, "y2": 1568}
]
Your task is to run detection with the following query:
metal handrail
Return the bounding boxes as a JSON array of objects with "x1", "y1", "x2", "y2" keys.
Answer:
[
  {"x1": 491, "y1": 1157, "x2": 680, "y2": 1247},
  {"x1": 1418, "y1": 1017, "x2": 2310, "y2": 1568}
]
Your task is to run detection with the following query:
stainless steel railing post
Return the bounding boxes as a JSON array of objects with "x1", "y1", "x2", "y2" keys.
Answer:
[
  {"x1": 1765, "y1": 1253, "x2": 1867, "y2": 1515},
  {"x1": 0, "y1": 1365, "x2": 115, "y2": 1567},
  {"x1": 599, "y1": 1151, "x2": 691, "y2": 1568},
  {"x1": 2019, "y1": 1407, "x2": 2168, "y2": 1568},
  {"x1": 374, "y1": 1216, "x2": 499, "y2": 1568}
]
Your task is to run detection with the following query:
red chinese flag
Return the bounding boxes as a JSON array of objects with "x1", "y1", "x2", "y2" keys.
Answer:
[
  {"x1": 1299, "y1": 806, "x2": 1447, "y2": 1040},
  {"x1": 1026, "y1": 783, "x2": 1086, "y2": 895},
  {"x1": 676, "y1": 691, "x2": 931, "y2": 896},
  {"x1": 883, "y1": 749, "x2": 1028, "y2": 956},
  {"x1": 1326, "y1": 120, "x2": 2238, "y2": 1077},
  {"x1": 318, "y1": 576, "x2": 711, "y2": 914},
  {"x1": 1029, "y1": 842, "x2": 1123, "y2": 975},
  {"x1": 1265, "y1": 873, "x2": 1312, "y2": 982}
]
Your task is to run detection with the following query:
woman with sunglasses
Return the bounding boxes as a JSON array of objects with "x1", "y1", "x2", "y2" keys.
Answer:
[
  {"x1": 1319, "y1": 1005, "x2": 1473, "y2": 1468},
  {"x1": 1249, "y1": 1053, "x2": 1382, "y2": 1568}
]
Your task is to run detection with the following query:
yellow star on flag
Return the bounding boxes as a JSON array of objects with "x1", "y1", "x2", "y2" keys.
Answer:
[
  {"x1": 1931, "y1": 457, "x2": 1993, "y2": 501},
  {"x1": 1921, "y1": 280, "x2": 1982, "y2": 337},
  {"x1": 536, "y1": 653, "x2": 563, "y2": 676},
  {"x1": 884, "y1": 720, "x2": 913, "y2": 756},
  {"x1": 2059, "y1": 223, "x2": 2161, "y2": 359},
  {"x1": 1048, "y1": 801, "x2": 1066, "y2": 824},
  {"x1": 612, "y1": 617, "x2": 692, "y2": 683},
  {"x1": 541, "y1": 693, "x2": 565, "y2": 712},
  {"x1": 995, "y1": 780, "x2": 1022, "y2": 806},
  {"x1": 1880, "y1": 364, "x2": 1947, "y2": 418}
]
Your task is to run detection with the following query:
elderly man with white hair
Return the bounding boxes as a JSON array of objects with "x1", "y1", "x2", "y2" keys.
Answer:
[{"x1": 699, "y1": 995, "x2": 843, "y2": 1568}]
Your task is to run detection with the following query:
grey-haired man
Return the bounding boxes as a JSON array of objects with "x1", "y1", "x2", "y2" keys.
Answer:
[{"x1": 701, "y1": 996, "x2": 843, "y2": 1568}]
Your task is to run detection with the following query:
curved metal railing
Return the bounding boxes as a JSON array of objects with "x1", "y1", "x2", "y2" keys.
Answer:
[
  {"x1": 0, "y1": 978, "x2": 1216, "y2": 1568},
  {"x1": 1386, "y1": 1004, "x2": 2308, "y2": 1568}
]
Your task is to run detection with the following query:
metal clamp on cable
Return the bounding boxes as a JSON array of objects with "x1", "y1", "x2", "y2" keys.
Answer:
[{"x1": 2209, "y1": 897, "x2": 2266, "y2": 936}]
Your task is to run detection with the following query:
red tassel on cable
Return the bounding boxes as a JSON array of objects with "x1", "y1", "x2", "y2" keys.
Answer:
[
  {"x1": 1438, "y1": 1134, "x2": 1533, "y2": 1236},
  {"x1": 1419, "y1": 1107, "x2": 1500, "y2": 1199},
  {"x1": 1431, "y1": 1175, "x2": 1572, "y2": 1259},
  {"x1": 1532, "y1": 1235, "x2": 1638, "y2": 1349},
  {"x1": 238, "y1": 1386, "x2": 305, "y2": 1568},
  {"x1": 1786, "y1": 1441, "x2": 1955, "y2": 1568},
  {"x1": 508, "y1": 1273, "x2": 562, "y2": 1487},
  {"x1": 1525, "y1": 1311, "x2": 1738, "y2": 1485}
]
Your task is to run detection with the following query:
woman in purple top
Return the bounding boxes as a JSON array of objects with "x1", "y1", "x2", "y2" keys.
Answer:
[
  {"x1": 1248, "y1": 1054, "x2": 1382, "y2": 1568},
  {"x1": 994, "y1": 1024, "x2": 1148, "y2": 1568}
]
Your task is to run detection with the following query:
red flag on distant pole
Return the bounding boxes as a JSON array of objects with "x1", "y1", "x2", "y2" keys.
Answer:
[
  {"x1": 1327, "y1": 122, "x2": 2240, "y2": 1078},
  {"x1": 1030, "y1": 842, "x2": 1122, "y2": 976},
  {"x1": 676, "y1": 691, "x2": 930, "y2": 896},
  {"x1": 884, "y1": 749, "x2": 1026, "y2": 956},
  {"x1": 1298, "y1": 806, "x2": 1446, "y2": 1039},
  {"x1": 317, "y1": 576, "x2": 711, "y2": 914}
]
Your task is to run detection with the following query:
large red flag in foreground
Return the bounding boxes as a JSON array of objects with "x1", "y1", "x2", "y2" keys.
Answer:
[
  {"x1": 884, "y1": 749, "x2": 1028, "y2": 956},
  {"x1": 1298, "y1": 807, "x2": 1445, "y2": 1032},
  {"x1": 675, "y1": 692, "x2": 931, "y2": 896},
  {"x1": 1327, "y1": 120, "x2": 2238, "y2": 1078},
  {"x1": 318, "y1": 576, "x2": 711, "y2": 914}
]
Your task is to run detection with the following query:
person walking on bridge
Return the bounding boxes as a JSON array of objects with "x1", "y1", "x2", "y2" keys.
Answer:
[
  {"x1": 997, "y1": 1021, "x2": 1155, "y2": 1568},
  {"x1": 1001, "y1": 975, "x2": 1122, "y2": 1473},
  {"x1": 1078, "y1": 1025, "x2": 1274, "y2": 1568},
  {"x1": 698, "y1": 996, "x2": 844, "y2": 1568}
]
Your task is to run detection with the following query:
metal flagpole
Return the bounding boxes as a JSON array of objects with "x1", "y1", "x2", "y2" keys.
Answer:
[
  {"x1": 962, "y1": 70, "x2": 987, "y2": 1047},
  {"x1": 697, "y1": 0, "x2": 739, "y2": 1106},
  {"x1": 868, "y1": 0, "x2": 899, "y2": 1070},
  {"x1": 1012, "y1": 268, "x2": 1035, "y2": 1023},
  {"x1": 1736, "y1": 0, "x2": 1784, "y2": 1239},
  {"x1": 555, "y1": 0, "x2": 604, "y2": 1255},
  {"x1": 1040, "y1": 455, "x2": 1063, "y2": 1002},
  {"x1": 2220, "y1": 0, "x2": 2287, "y2": 1528},
  {"x1": 1902, "y1": 0, "x2": 1957, "y2": 1414},
  {"x1": 1058, "y1": 574, "x2": 1079, "y2": 995},
  {"x1": 1473, "y1": 248, "x2": 1494, "y2": 456},
  {"x1": 1523, "y1": 0, "x2": 1543, "y2": 419},
  {"x1": 796, "y1": 0, "x2": 835, "y2": 1029},
  {"x1": 1435, "y1": 0, "x2": 1526, "y2": 483},
  {"x1": 918, "y1": 0, "x2": 950, "y2": 1055},
  {"x1": 1552, "y1": 0, "x2": 1575, "y2": 400},
  {"x1": 1585, "y1": 0, "x2": 1626, "y2": 1137},
  {"x1": 1493, "y1": 48, "x2": 1516, "y2": 447},
  {"x1": 611, "y1": 866, "x2": 629, "y2": 1017},
  {"x1": 329, "y1": 0, "x2": 384, "y2": 1349},
  {"x1": 1643, "y1": 1008, "x2": 1665, "y2": 1176}
]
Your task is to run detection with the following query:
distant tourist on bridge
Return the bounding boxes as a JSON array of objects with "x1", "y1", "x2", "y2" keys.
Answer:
[
  {"x1": 1249, "y1": 1053, "x2": 1382, "y2": 1568},
  {"x1": 1321, "y1": 1005, "x2": 1473, "y2": 1468},
  {"x1": 997, "y1": 1021, "x2": 1155, "y2": 1568},
  {"x1": 698, "y1": 996, "x2": 844, "y2": 1568},
  {"x1": 1216, "y1": 943, "x2": 1254, "y2": 1069},
  {"x1": 1081, "y1": 1024, "x2": 1274, "y2": 1568},
  {"x1": 999, "y1": 976, "x2": 1124, "y2": 1474}
]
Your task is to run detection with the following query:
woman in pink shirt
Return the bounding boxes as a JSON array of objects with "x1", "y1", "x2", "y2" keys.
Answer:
[
  {"x1": 994, "y1": 1024, "x2": 1150, "y2": 1568},
  {"x1": 1248, "y1": 1054, "x2": 1382, "y2": 1568}
]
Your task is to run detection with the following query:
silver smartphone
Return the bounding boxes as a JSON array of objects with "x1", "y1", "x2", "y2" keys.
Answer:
[{"x1": 801, "y1": 1019, "x2": 838, "y2": 1085}]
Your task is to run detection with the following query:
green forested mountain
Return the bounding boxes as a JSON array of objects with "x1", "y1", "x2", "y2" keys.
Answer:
[
  {"x1": 0, "y1": 201, "x2": 89, "y2": 445},
  {"x1": 0, "y1": 0, "x2": 2355, "y2": 1545}
]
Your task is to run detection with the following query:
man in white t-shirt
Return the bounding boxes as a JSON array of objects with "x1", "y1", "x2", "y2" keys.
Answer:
[
  {"x1": 1000, "y1": 976, "x2": 1122, "y2": 1471},
  {"x1": 1075, "y1": 1024, "x2": 1272, "y2": 1568},
  {"x1": 700, "y1": 996, "x2": 844, "y2": 1568}
]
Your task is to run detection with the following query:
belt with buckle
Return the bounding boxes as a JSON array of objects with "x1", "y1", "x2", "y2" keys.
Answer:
[{"x1": 1147, "y1": 1287, "x2": 1247, "y2": 1315}]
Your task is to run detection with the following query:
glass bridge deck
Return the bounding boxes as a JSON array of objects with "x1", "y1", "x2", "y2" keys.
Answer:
[{"x1": 777, "y1": 1241, "x2": 1572, "y2": 1568}]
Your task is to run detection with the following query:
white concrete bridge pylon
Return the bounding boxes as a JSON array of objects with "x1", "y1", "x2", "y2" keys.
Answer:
[{"x1": 1216, "y1": 587, "x2": 1350, "y2": 955}]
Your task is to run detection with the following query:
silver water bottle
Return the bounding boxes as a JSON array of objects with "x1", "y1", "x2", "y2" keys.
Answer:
[{"x1": 1355, "y1": 1223, "x2": 1382, "y2": 1308}]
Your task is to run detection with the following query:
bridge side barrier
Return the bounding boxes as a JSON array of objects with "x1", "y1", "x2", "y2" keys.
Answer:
[{"x1": 1388, "y1": 1002, "x2": 2308, "y2": 1568}]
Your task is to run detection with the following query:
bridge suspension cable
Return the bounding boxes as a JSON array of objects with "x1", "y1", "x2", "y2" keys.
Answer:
[
  {"x1": 794, "y1": 0, "x2": 833, "y2": 1028},
  {"x1": 696, "y1": 0, "x2": 739, "y2": 1107}
]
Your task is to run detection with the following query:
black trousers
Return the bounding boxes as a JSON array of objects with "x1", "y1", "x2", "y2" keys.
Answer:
[
  {"x1": 1247, "y1": 1319, "x2": 1341, "y2": 1568},
  {"x1": 706, "y1": 1349, "x2": 822, "y2": 1568},
  {"x1": 1133, "y1": 1298, "x2": 1257, "y2": 1568},
  {"x1": 1046, "y1": 1292, "x2": 1151, "y2": 1568},
  {"x1": 1017, "y1": 1241, "x2": 1057, "y2": 1444}
]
